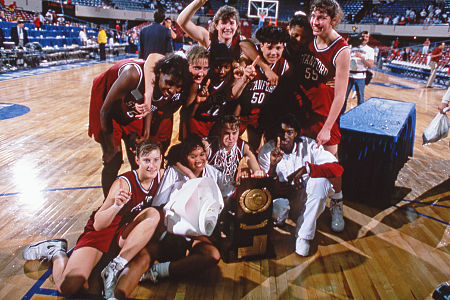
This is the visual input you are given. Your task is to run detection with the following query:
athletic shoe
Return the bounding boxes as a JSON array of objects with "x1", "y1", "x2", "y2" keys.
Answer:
[
  {"x1": 22, "y1": 239, "x2": 67, "y2": 261},
  {"x1": 140, "y1": 265, "x2": 159, "y2": 283},
  {"x1": 295, "y1": 238, "x2": 310, "y2": 257},
  {"x1": 330, "y1": 199, "x2": 345, "y2": 233},
  {"x1": 101, "y1": 261, "x2": 121, "y2": 299}
]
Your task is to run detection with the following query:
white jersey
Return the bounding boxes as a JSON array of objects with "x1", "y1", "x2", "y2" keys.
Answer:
[
  {"x1": 258, "y1": 137, "x2": 338, "y2": 183},
  {"x1": 152, "y1": 164, "x2": 224, "y2": 207}
]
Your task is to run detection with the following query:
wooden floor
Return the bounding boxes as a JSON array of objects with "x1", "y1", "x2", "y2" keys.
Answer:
[{"x1": 0, "y1": 62, "x2": 449, "y2": 300}]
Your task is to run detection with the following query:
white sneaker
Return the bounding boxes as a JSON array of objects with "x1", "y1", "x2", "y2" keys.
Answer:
[
  {"x1": 330, "y1": 199, "x2": 345, "y2": 232},
  {"x1": 140, "y1": 264, "x2": 159, "y2": 283},
  {"x1": 23, "y1": 239, "x2": 67, "y2": 261},
  {"x1": 295, "y1": 238, "x2": 310, "y2": 256},
  {"x1": 101, "y1": 261, "x2": 121, "y2": 299}
]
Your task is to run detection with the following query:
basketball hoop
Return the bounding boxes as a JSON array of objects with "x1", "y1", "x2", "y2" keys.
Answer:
[
  {"x1": 257, "y1": 7, "x2": 268, "y2": 29},
  {"x1": 257, "y1": 7, "x2": 268, "y2": 22}
]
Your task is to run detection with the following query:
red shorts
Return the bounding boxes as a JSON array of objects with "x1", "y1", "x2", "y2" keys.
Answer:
[
  {"x1": 74, "y1": 218, "x2": 121, "y2": 253},
  {"x1": 150, "y1": 114, "x2": 173, "y2": 143},
  {"x1": 301, "y1": 113, "x2": 341, "y2": 146},
  {"x1": 113, "y1": 120, "x2": 143, "y2": 147},
  {"x1": 189, "y1": 118, "x2": 215, "y2": 138}
]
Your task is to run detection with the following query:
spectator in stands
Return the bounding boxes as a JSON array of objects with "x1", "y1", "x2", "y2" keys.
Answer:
[
  {"x1": 8, "y1": 1, "x2": 17, "y2": 12},
  {"x1": 98, "y1": 26, "x2": 107, "y2": 60},
  {"x1": 11, "y1": 20, "x2": 28, "y2": 47},
  {"x1": 79, "y1": 28, "x2": 87, "y2": 46},
  {"x1": 0, "y1": 11, "x2": 5, "y2": 22},
  {"x1": 57, "y1": 14, "x2": 65, "y2": 25},
  {"x1": 401, "y1": 47, "x2": 411, "y2": 61},
  {"x1": 419, "y1": 8, "x2": 427, "y2": 23},
  {"x1": 51, "y1": 10, "x2": 57, "y2": 24},
  {"x1": 139, "y1": 9, "x2": 173, "y2": 60},
  {"x1": 423, "y1": 38, "x2": 431, "y2": 54},
  {"x1": 344, "y1": 31, "x2": 374, "y2": 111},
  {"x1": 45, "y1": 10, "x2": 53, "y2": 23},
  {"x1": 33, "y1": 12, "x2": 41, "y2": 28},
  {"x1": 426, "y1": 42, "x2": 445, "y2": 88}
]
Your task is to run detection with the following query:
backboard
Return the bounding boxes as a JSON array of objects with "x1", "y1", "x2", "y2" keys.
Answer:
[{"x1": 247, "y1": 0, "x2": 278, "y2": 20}]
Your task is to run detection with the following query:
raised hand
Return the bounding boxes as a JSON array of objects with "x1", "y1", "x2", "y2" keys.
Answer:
[
  {"x1": 114, "y1": 179, "x2": 131, "y2": 208},
  {"x1": 243, "y1": 55, "x2": 259, "y2": 81},
  {"x1": 270, "y1": 137, "x2": 284, "y2": 167},
  {"x1": 196, "y1": 79, "x2": 210, "y2": 103}
]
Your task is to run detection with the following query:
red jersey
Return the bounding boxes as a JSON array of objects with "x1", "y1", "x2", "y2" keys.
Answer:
[
  {"x1": 238, "y1": 56, "x2": 287, "y2": 117},
  {"x1": 88, "y1": 59, "x2": 145, "y2": 143},
  {"x1": 75, "y1": 170, "x2": 161, "y2": 253},
  {"x1": 193, "y1": 74, "x2": 233, "y2": 122},
  {"x1": 294, "y1": 36, "x2": 348, "y2": 117},
  {"x1": 431, "y1": 47, "x2": 443, "y2": 62}
]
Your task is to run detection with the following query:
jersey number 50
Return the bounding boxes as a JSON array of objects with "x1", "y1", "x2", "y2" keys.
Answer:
[{"x1": 251, "y1": 92, "x2": 265, "y2": 104}]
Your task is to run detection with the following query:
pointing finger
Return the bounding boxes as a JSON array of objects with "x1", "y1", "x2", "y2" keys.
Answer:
[{"x1": 251, "y1": 55, "x2": 260, "y2": 67}]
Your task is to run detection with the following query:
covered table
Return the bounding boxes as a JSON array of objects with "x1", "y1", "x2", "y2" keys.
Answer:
[{"x1": 339, "y1": 98, "x2": 416, "y2": 207}]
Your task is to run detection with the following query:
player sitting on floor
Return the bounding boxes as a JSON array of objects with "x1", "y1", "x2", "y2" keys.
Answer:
[
  {"x1": 139, "y1": 135, "x2": 225, "y2": 283},
  {"x1": 258, "y1": 114, "x2": 344, "y2": 256},
  {"x1": 22, "y1": 141, "x2": 163, "y2": 298}
]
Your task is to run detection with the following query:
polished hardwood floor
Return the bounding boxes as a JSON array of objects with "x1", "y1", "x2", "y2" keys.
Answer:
[{"x1": 0, "y1": 62, "x2": 448, "y2": 299}]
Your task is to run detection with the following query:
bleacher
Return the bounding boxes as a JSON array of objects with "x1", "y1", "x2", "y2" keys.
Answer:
[
  {"x1": 1, "y1": 21, "x2": 97, "y2": 47},
  {"x1": 383, "y1": 44, "x2": 450, "y2": 86},
  {"x1": 360, "y1": 0, "x2": 434, "y2": 24},
  {"x1": 339, "y1": 0, "x2": 365, "y2": 23},
  {"x1": 70, "y1": 0, "x2": 106, "y2": 7}
]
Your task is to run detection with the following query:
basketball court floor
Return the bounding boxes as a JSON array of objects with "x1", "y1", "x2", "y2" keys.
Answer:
[{"x1": 0, "y1": 57, "x2": 448, "y2": 299}]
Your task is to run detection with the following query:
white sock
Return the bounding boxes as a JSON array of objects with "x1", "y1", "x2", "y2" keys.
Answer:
[
  {"x1": 330, "y1": 191, "x2": 343, "y2": 200},
  {"x1": 154, "y1": 261, "x2": 170, "y2": 278},
  {"x1": 113, "y1": 255, "x2": 128, "y2": 270}
]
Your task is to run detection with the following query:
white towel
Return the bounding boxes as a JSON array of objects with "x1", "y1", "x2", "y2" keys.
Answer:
[{"x1": 164, "y1": 177, "x2": 224, "y2": 237}]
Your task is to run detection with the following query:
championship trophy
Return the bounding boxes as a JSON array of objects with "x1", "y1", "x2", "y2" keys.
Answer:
[{"x1": 220, "y1": 177, "x2": 275, "y2": 262}]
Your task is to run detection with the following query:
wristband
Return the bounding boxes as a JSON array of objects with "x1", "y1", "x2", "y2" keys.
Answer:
[{"x1": 113, "y1": 202, "x2": 124, "y2": 210}]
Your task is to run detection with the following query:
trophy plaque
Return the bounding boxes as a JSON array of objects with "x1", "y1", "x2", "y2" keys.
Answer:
[{"x1": 220, "y1": 177, "x2": 275, "y2": 262}]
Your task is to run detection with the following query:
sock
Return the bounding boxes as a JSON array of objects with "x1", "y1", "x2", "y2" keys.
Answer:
[
  {"x1": 113, "y1": 255, "x2": 128, "y2": 271},
  {"x1": 330, "y1": 191, "x2": 343, "y2": 200},
  {"x1": 154, "y1": 261, "x2": 170, "y2": 278},
  {"x1": 51, "y1": 249, "x2": 67, "y2": 262}
]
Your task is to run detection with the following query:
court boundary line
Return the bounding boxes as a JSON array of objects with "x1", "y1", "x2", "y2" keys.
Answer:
[
  {"x1": 0, "y1": 186, "x2": 102, "y2": 197},
  {"x1": 21, "y1": 248, "x2": 142, "y2": 300}
]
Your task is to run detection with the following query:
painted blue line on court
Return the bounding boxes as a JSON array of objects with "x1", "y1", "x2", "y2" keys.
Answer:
[
  {"x1": 400, "y1": 199, "x2": 450, "y2": 209},
  {"x1": 22, "y1": 267, "x2": 53, "y2": 300},
  {"x1": 0, "y1": 186, "x2": 102, "y2": 197},
  {"x1": 394, "y1": 205, "x2": 450, "y2": 226}
]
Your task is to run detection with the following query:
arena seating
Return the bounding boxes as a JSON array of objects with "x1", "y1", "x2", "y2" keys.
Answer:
[{"x1": 1, "y1": 20, "x2": 98, "y2": 47}]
